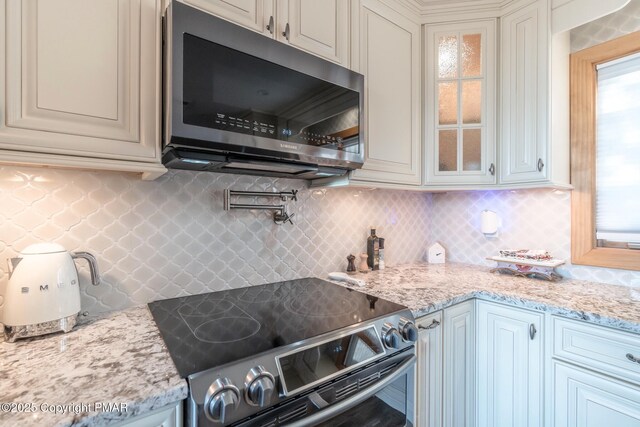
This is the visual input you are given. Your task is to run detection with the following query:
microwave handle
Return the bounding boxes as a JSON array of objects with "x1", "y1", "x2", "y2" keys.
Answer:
[{"x1": 286, "y1": 354, "x2": 416, "y2": 427}]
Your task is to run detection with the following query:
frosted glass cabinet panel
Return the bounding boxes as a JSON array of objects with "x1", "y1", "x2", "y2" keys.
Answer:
[{"x1": 425, "y1": 20, "x2": 496, "y2": 185}]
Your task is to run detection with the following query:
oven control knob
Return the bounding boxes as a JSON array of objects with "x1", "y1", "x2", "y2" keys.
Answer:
[
  {"x1": 205, "y1": 378, "x2": 240, "y2": 424},
  {"x1": 382, "y1": 322, "x2": 402, "y2": 349},
  {"x1": 399, "y1": 317, "x2": 419, "y2": 342},
  {"x1": 245, "y1": 366, "x2": 276, "y2": 407}
]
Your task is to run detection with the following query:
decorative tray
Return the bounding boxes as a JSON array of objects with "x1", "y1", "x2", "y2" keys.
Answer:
[{"x1": 487, "y1": 256, "x2": 565, "y2": 281}]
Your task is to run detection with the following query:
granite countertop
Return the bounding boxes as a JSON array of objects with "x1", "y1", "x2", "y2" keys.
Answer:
[
  {"x1": 0, "y1": 307, "x2": 188, "y2": 427},
  {"x1": 339, "y1": 262, "x2": 640, "y2": 334},
  {"x1": 2, "y1": 262, "x2": 638, "y2": 427}
]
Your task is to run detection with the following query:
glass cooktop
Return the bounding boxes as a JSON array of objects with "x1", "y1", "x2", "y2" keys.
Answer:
[{"x1": 148, "y1": 278, "x2": 406, "y2": 377}]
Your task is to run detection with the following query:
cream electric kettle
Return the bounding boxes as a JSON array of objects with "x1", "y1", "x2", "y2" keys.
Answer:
[{"x1": 2, "y1": 243, "x2": 100, "y2": 342}]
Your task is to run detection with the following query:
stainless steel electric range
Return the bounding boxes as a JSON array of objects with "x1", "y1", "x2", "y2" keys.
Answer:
[{"x1": 148, "y1": 278, "x2": 418, "y2": 427}]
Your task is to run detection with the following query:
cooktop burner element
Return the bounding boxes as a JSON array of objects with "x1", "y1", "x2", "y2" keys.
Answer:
[
  {"x1": 148, "y1": 277, "x2": 406, "y2": 377},
  {"x1": 192, "y1": 317, "x2": 261, "y2": 343}
]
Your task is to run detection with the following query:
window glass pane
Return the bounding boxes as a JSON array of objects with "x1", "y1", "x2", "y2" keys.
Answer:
[
  {"x1": 439, "y1": 82, "x2": 458, "y2": 125},
  {"x1": 462, "y1": 80, "x2": 482, "y2": 124},
  {"x1": 439, "y1": 130, "x2": 457, "y2": 171},
  {"x1": 462, "y1": 34, "x2": 482, "y2": 77},
  {"x1": 438, "y1": 36, "x2": 458, "y2": 79},
  {"x1": 463, "y1": 129, "x2": 482, "y2": 171},
  {"x1": 595, "y1": 53, "x2": 640, "y2": 245}
]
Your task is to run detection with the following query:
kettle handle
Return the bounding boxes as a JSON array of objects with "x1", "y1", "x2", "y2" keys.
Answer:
[{"x1": 71, "y1": 252, "x2": 101, "y2": 286}]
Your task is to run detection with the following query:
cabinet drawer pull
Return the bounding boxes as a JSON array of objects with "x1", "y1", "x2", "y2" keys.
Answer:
[
  {"x1": 283, "y1": 23, "x2": 290, "y2": 40},
  {"x1": 529, "y1": 323, "x2": 537, "y2": 340},
  {"x1": 537, "y1": 158, "x2": 544, "y2": 172},
  {"x1": 267, "y1": 15, "x2": 274, "y2": 34},
  {"x1": 489, "y1": 163, "x2": 495, "y2": 176},
  {"x1": 418, "y1": 319, "x2": 440, "y2": 330},
  {"x1": 626, "y1": 353, "x2": 640, "y2": 364}
]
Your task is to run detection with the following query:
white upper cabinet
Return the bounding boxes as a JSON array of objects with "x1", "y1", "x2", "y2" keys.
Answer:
[
  {"x1": 183, "y1": 0, "x2": 351, "y2": 67},
  {"x1": 477, "y1": 301, "x2": 544, "y2": 427},
  {"x1": 182, "y1": 0, "x2": 274, "y2": 36},
  {"x1": 0, "y1": 0, "x2": 165, "y2": 178},
  {"x1": 499, "y1": 0, "x2": 550, "y2": 184},
  {"x1": 424, "y1": 20, "x2": 496, "y2": 185},
  {"x1": 276, "y1": 0, "x2": 349, "y2": 66},
  {"x1": 350, "y1": 0, "x2": 421, "y2": 186}
]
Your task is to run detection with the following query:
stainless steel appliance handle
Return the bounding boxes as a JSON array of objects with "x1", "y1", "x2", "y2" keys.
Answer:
[{"x1": 285, "y1": 354, "x2": 416, "y2": 427}]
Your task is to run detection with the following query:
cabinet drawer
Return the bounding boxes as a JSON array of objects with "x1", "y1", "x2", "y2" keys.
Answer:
[{"x1": 553, "y1": 317, "x2": 640, "y2": 385}]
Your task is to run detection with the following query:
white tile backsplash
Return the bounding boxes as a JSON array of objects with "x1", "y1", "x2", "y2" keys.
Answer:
[
  {"x1": 0, "y1": 165, "x2": 431, "y2": 315},
  {"x1": 430, "y1": 189, "x2": 640, "y2": 288},
  {"x1": 1, "y1": 163, "x2": 638, "y2": 317},
  {"x1": 571, "y1": 0, "x2": 640, "y2": 52}
]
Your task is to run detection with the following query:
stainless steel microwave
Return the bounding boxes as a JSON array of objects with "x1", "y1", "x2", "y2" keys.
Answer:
[{"x1": 163, "y1": 2, "x2": 365, "y2": 179}]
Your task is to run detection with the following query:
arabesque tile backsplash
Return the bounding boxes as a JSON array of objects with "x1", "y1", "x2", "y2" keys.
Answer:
[
  {"x1": 1, "y1": 164, "x2": 639, "y2": 316},
  {"x1": 430, "y1": 189, "x2": 640, "y2": 288},
  {"x1": 0, "y1": 165, "x2": 431, "y2": 315}
]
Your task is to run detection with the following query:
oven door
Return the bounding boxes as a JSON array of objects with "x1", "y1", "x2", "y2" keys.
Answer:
[{"x1": 233, "y1": 349, "x2": 415, "y2": 427}]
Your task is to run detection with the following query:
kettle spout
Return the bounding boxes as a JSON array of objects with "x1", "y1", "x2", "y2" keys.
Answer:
[{"x1": 6, "y1": 257, "x2": 22, "y2": 279}]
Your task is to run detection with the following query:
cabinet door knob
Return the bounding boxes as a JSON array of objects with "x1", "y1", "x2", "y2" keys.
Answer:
[
  {"x1": 537, "y1": 158, "x2": 544, "y2": 172},
  {"x1": 489, "y1": 163, "x2": 495, "y2": 176},
  {"x1": 283, "y1": 23, "x2": 290, "y2": 40},
  {"x1": 529, "y1": 323, "x2": 537, "y2": 340},
  {"x1": 266, "y1": 16, "x2": 274, "y2": 34},
  {"x1": 626, "y1": 353, "x2": 640, "y2": 364}
]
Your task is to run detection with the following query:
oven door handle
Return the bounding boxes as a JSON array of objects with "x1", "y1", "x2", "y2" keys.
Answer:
[{"x1": 285, "y1": 354, "x2": 416, "y2": 427}]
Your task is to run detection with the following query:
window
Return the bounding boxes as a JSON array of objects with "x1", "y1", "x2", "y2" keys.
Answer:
[
  {"x1": 595, "y1": 53, "x2": 640, "y2": 249},
  {"x1": 571, "y1": 31, "x2": 640, "y2": 271}
]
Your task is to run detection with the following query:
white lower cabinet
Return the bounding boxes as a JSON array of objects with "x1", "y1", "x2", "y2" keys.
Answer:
[
  {"x1": 443, "y1": 300, "x2": 475, "y2": 427},
  {"x1": 416, "y1": 301, "x2": 640, "y2": 427},
  {"x1": 477, "y1": 301, "x2": 543, "y2": 427},
  {"x1": 553, "y1": 361, "x2": 640, "y2": 427},
  {"x1": 111, "y1": 401, "x2": 182, "y2": 427},
  {"x1": 417, "y1": 311, "x2": 443, "y2": 427},
  {"x1": 552, "y1": 316, "x2": 640, "y2": 427}
]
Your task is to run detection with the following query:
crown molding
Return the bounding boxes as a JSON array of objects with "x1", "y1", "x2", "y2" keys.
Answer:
[{"x1": 389, "y1": 0, "x2": 534, "y2": 23}]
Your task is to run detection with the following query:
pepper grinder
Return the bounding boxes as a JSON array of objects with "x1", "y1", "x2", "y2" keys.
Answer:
[
  {"x1": 359, "y1": 253, "x2": 369, "y2": 273},
  {"x1": 346, "y1": 254, "x2": 356, "y2": 274}
]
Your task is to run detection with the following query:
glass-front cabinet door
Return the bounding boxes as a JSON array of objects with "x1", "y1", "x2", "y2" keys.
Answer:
[{"x1": 424, "y1": 20, "x2": 496, "y2": 185}]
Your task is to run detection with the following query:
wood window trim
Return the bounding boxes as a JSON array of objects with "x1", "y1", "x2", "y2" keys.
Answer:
[{"x1": 570, "y1": 31, "x2": 640, "y2": 271}]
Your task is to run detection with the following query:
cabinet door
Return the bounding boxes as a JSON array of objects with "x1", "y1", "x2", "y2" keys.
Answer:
[
  {"x1": 417, "y1": 312, "x2": 443, "y2": 427},
  {"x1": 500, "y1": 0, "x2": 550, "y2": 183},
  {"x1": 276, "y1": 0, "x2": 349, "y2": 66},
  {"x1": 0, "y1": 0, "x2": 162, "y2": 164},
  {"x1": 554, "y1": 361, "x2": 640, "y2": 427},
  {"x1": 351, "y1": 0, "x2": 421, "y2": 185},
  {"x1": 424, "y1": 20, "x2": 497, "y2": 185},
  {"x1": 443, "y1": 301, "x2": 475, "y2": 427},
  {"x1": 111, "y1": 401, "x2": 182, "y2": 426},
  {"x1": 182, "y1": 0, "x2": 274, "y2": 36},
  {"x1": 477, "y1": 302, "x2": 543, "y2": 427}
]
